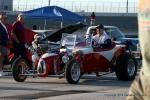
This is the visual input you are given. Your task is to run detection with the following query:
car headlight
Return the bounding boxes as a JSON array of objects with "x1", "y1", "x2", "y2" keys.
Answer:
[
  {"x1": 60, "y1": 48, "x2": 67, "y2": 53},
  {"x1": 62, "y1": 55, "x2": 69, "y2": 63}
]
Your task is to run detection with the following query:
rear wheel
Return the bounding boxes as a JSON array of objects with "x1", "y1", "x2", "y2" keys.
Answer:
[
  {"x1": 65, "y1": 59, "x2": 81, "y2": 84},
  {"x1": 12, "y1": 58, "x2": 28, "y2": 82},
  {"x1": 115, "y1": 53, "x2": 137, "y2": 81}
]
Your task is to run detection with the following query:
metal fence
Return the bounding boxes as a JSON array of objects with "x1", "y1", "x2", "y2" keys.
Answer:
[{"x1": 13, "y1": 0, "x2": 138, "y2": 13}]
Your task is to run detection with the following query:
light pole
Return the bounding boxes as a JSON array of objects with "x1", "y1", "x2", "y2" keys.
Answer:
[
  {"x1": 126, "y1": 0, "x2": 128, "y2": 13},
  {"x1": 49, "y1": 0, "x2": 51, "y2": 6}
]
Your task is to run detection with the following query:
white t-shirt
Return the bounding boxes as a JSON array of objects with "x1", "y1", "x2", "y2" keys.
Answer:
[{"x1": 92, "y1": 31, "x2": 110, "y2": 44}]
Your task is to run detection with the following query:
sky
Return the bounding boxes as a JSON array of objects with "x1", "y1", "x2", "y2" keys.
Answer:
[{"x1": 13, "y1": 0, "x2": 138, "y2": 13}]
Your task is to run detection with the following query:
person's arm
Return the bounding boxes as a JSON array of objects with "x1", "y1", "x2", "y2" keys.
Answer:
[
  {"x1": 11, "y1": 23, "x2": 20, "y2": 43},
  {"x1": 100, "y1": 34, "x2": 111, "y2": 48},
  {"x1": 11, "y1": 32, "x2": 19, "y2": 43},
  {"x1": 92, "y1": 35, "x2": 99, "y2": 47},
  {"x1": 101, "y1": 39, "x2": 112, "y2": 48},
  {"x1": 0, "y1": 25, "x2": 9, "y2": 46}
]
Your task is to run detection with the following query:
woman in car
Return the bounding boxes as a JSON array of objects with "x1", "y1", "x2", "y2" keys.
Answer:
[{"x1": 92, "y1": 24, "x2": 111, "y2": 48}]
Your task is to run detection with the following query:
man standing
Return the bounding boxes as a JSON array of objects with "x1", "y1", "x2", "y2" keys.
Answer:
[
  {"x1": 12, "y1": 13, "x2": 26, "y2": 59},
  {"x1": 0, "y1": 12, "x2": 9, "y2": 76},
  {"x1": 127, "y1": 0, "x2": 150, "y2": 100}
]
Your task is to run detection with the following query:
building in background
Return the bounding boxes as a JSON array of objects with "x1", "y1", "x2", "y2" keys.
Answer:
[{"x1": 0, "y1": 0, "x2": 13, "y2": 11}]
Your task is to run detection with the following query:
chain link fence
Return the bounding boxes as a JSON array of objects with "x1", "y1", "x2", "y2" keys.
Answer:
[{"x1": 13, "y1": 0, "x2": 137, "y2": 13}]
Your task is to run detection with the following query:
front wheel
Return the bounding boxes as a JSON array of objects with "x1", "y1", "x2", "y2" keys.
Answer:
[
  {"x1": 115, "y1": 53, "x2": 137, "y2": 81},
  {"x1": 65, "y1": 59, "x2": 81, "y2": 84},
  {"x1": 12, "y1": 57, "x2": 28, "y2": 82}
]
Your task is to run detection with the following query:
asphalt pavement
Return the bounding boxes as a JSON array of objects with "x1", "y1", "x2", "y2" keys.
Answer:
[{"x1": 0, "y1": 73, "x2": 133, "y2": 100}]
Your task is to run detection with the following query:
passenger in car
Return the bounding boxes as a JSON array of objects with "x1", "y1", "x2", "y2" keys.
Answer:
[{"x1": 92, "y1": 24, "x2": 111, "y2": 48}]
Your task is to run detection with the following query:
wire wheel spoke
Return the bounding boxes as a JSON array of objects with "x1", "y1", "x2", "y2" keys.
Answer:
[
  {"x1": 71, "y1": 62, "x2": 80, "y2": 81},
  {"x1": 127, "y1": 59, "x2": 135, "y2": 77}
]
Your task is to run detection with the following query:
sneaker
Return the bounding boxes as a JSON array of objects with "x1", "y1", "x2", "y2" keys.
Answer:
[{"x1": 0, "y1": 71, "x2": 8, "y2": 76}]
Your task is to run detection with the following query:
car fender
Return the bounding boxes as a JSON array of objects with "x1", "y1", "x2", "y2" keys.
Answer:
[
  {"x1": 38, "y1": 53, "x2": 60, "y2": 77},
  {"x1": 72, "y1": 50, "x2": 84, "y2": 61},
  {"x1": 110, "y1": 46, "x2": 127, "y2": 66}
]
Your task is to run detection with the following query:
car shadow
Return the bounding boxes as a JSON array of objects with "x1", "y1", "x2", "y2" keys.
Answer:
[
  {"x1": 0, "y1": 73, "x2": 134, "y2": 88},
  {"x1": 79, "y1": 76, "x2": 133, "y2": 88},
  {"x1": 24, "y1": 74, "x2": 133, "y2": 88}
]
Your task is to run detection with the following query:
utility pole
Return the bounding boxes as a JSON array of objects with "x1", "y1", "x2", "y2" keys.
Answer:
[
  {"x1": 126, "y1": 0, "x2": 128, "y2": 13},
  {"x1": 49, "y1": 0, "x2": 51, "y2": 6}
]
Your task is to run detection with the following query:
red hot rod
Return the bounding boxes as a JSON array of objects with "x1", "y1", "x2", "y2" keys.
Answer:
[{"x1": 12, "y1": 23, "x2": 137, "y2": 84}]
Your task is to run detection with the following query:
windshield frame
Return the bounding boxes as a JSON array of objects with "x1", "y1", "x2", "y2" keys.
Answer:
[{"x1": 61, "y1": 33, "x2": 92, "y2": 49}]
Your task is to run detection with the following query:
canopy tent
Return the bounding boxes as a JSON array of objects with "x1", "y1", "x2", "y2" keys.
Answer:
[{"x1": 23, "y1": 6, "x2": 86, "y2": 29}]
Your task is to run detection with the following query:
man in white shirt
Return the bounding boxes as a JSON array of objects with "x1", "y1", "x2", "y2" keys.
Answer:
[{"x1": 92, "y1": 24, "x2": 111, "y2": 48}]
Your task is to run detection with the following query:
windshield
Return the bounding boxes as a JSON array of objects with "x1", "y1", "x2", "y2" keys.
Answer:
[
  {"x1": 76, "y1": 35, "x2": 91, "y2": 47},
  {"x1": 61, "y1": 34, "x2": 76, "y2": 49},
  {"x1": 61, "y1": 34, "x2": 91, "y2": 49},
  {"x1": 105, "y1": 27, "x2": 125, "y2": 40}
]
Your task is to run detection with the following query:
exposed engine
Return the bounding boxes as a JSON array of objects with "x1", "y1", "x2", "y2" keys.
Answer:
[{"x1": 24, "y1": 34, "x2": 71, "y2": 76}]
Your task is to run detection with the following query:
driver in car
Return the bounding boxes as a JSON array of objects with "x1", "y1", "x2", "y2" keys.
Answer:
[{"x1": 92, "y1": 24, "x2": 111, "y2": 48}]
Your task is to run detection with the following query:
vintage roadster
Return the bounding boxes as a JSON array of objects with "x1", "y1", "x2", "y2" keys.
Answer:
[
  {"x1": 12, "y1": 23, "x2": 137, "y2": 84},
  {"x1": 12, "y1": 34, "x2": 137, "y2": 84}
]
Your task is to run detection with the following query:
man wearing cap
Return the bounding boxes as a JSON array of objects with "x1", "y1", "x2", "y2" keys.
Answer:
[
  {"x1": 0, "y1": 12, "x2": 9, "y2": 76},
  {"x1": 92, "y1": 24, "x2": 111, "y2": 48}
]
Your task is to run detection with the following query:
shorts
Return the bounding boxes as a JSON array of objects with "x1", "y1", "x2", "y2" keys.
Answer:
[{"x1": 0, "y1": 45, "x2": 8, "y2": 56}]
